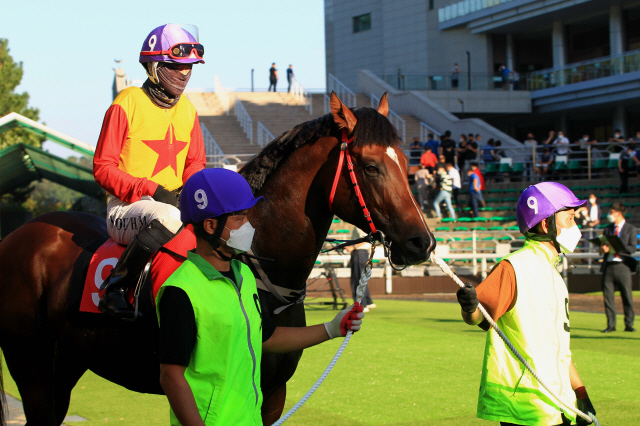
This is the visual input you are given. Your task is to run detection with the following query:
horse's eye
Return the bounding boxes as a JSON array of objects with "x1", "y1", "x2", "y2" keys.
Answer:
[{"x1": 364, "y1": 165, "x2": 379, "y2": 175}]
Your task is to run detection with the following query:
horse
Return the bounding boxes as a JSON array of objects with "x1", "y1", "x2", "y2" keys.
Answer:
[{"x1": 0, "y1": 92, "x2": 434, "y2": 426}]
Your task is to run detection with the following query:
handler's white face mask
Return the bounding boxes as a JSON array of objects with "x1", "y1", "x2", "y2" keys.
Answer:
[
  {"x1": 556, "y1": 224, "x2": 582, "y2": 253},
  {"x1": 222, "y1": 221, "x2": 255, "y2": 254}
]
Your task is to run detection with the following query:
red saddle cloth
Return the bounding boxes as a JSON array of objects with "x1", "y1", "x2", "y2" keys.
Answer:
[{"x1": 80, "y1": 225, "x2": 196, "y2": 313}]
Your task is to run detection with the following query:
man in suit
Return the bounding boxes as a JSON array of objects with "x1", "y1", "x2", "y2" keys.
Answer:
[{"x1": 601, "y1": 202, "x2": 637, "y2": 333}]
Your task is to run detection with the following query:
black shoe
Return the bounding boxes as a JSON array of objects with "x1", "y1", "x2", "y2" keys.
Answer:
[
  {"x1": 601, "y1": 327, "x2": 616, "y2": 333},
  {"x1": 98, "y1": 287, "x2": 138, "y2": 320},
  {"x1": 624, "y1": 327, "x2": 637, "y2": 332}
]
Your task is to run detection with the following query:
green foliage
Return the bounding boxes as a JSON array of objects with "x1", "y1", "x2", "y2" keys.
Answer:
[
  {"x1": 21, "y1": 179, "x2": 83, "y2": 216},
  {"x1": 0, "y1": 38, "x2": 43, "y2": 150}
]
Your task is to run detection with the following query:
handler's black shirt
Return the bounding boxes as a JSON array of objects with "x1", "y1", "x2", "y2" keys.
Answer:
[{"x1": 159, "y1": 269, "x2": 277, "y2": 366}]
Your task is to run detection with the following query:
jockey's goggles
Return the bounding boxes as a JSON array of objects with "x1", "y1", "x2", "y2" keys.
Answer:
[{"x1": 141, "y1": 43, "x2": 204, "y2": 59}]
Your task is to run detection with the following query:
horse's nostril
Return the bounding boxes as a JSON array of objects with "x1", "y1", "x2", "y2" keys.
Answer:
[{"x1": 406, "y1": 236, "x2": 430, "y2": 253}]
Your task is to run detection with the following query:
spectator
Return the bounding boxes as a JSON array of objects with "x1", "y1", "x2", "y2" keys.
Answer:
[
  {"x1": 451, "y1": 63, "x2": 461, "y2": 90},
  {"x1": 414, "y1": 164, "x2": 433, "y2": 211},
  {"x1": 457, "y1": 134, "x2": 468, "y2": 172},
  {"x1": 535, "y1": 147, "x2": 554, "y2": 181},
  {"x1": 425, "y1": 133, "x2": 441, "y2": 156},
  {"x1": 438, "y1": 154, "x2": 446, "y2": 164},
  {"x1": 441, "y1": 130, "x2": 456, "y2": 166},
  {"x1": 543, "y1": 130, "x2": 555, "y2": 146},
  {"x1": 575, "y1": 133, "x2": 597, "y2": 160},
  {"x1": 576, "y1": 193, "x2": 600, "y2": 231},
  {"x1": 467, "y1": 167, "x2": 480, "y2": 217},
  {"x1": 600, "y1": 202, "x2": 637, "y2": 333},
  {"x1": 482, "y1": 138, "x2": 498, "y2": 162},
  {"x1": 446, "y1": 163, "x2": 461, "y2": 212},
  {"x1": 553, "y1": 131, "x2": 570, "y2": 156},
  {"x1": 494, "y1": 140, "x2": 506, "y2": 158},
  {"x1": 287, "y1": 65, "x2": 294, "y2": 93},
  {"x1": 498, "y1": 64, "x2": 511, "y2": 89},
  {"x1": 609, "y1": 129, "x2": 625, "y2": 143},
  {"x1": 467, "y1": 134, "x2": 480, "y2": 164},
  {"x1": 628, "y1": 130, "x2": 640, "y2": 144},
  {"x1": 408, "y1": 138, "x2": 422, "y2": 165},
  {"x1": 512, "y1": 70, "x2": 520, "y2": 90},
  {"x1": 268, "y1": 63, "x2": 278, "y2": 92},
  {"x1": 619, "y1": 143, "x2": 635, "y2": 194},
  {"x1": 523, "y1": 133, "x2": 537, "y2": 181},
  {"x1": 433, "y1": 163, "x2": 456, "y2": 220},
  {"x1": 470, "y1": 162, "x2": 486, "y2": 208},
  {"x1": 420, "y1": 146, "x2": 437, "y2": 173}
]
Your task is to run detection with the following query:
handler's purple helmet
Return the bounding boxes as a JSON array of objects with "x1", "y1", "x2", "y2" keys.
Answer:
[
  {"x1": 516, "y1": 182, "x2": 586, "y2": 234},
  {"x1": 180, "y1": 168, "x2": 263, "y2": 224},
  {"x1": 139, "y1": 24, "x2": 204, "y2": 64}
]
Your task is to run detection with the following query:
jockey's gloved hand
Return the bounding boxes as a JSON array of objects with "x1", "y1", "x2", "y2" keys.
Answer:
[
  {"x1": 324, "y1": 302, "x2": 364, "y2": 339},
  {"x1": 457, "y1": 282, "x2": 479, "y2": 313},
  {"x1": 153, "y1": 186, "x2": 180, "y2": 208},
  {"x1": 575, "y1": 387, "x2": 596, "y2": 425}
]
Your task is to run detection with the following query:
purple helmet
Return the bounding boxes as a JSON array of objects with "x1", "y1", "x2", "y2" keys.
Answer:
[
  {"x1": 139, "y1": 24, "x2": 204, "y2": 64},
  {"x1": 180, "y1": 169, "x2": 264, "y2": 224},
  {"x1": 516, "y1": 182, "x2": 586, "y2": 234}
]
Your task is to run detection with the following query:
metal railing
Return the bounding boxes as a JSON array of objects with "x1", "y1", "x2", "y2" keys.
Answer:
[
  {"x1": 206, "y1": 153, "x2": 256, "y2": 170},
  {"x1": 528, "y1": 49, "x2": 640, "y2": 90},
  {"x1": 369, "y1": 93, "x2": 406, "y2": 142},
  {"x1": 323, "y1": 94, "x2": 331, "y2": 115},
  {"x1": 214, "y1": 74, "x2": 231, "y2": 115},
  {"x1": 290, "y1": 79, "x2": 313, "y2": 116},
  {"x1": 438, "y1": 0, "x2": 517, "y2": 23},
  {"x1": 233, "y1": 95, "x2": 253, "y2": 143},
  {"x1": 200, "y1": 122, "x2": 227, "y2": 162},
  {"x1": 420, "y1": 122, "x2": 441, "y2": 144},
  {"x1": 327, "y1": 73, "x2": 356, "y2": 108},
  {"x1": 375, "y1": 72, "x2": 527, "y2": 91},
  {"x1": 257, "y1": 122, "x2": 275, "y2": 148}
]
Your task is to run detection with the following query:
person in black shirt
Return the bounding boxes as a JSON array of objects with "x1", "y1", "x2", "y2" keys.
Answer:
[
  {"x1": 457, "y1": 134, "x2": 468, "y2": 173},
  {"x1": 441, "y1": 130, "x2": 456, "y2": 165},
  {"x1": 287, "y1": 65, "x2": 294, "y2": 92},
  {"x1": 268, "y1": 63, "x2": 278, "y2": 92}
]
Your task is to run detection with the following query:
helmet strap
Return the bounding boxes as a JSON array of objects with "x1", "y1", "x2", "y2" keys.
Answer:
[
  {"x1": 524, "y1": 213, "x2": 561, "y2": 254},
  {"x1": 143, "y1": 62, "x2": 160, "y2": 85},
  {"x1": 201, "y1": 214, "x2": 236, "y2": 261}
]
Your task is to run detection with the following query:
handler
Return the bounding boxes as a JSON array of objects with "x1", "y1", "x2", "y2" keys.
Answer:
[
  {"x1": 157, "y1": 168, "x2": 365, "y2": 426},
  {"x1": 457, "y1": 182, "x2": 596, "y2": 426},
  {"x1": 94, "y1": 24, "x2": 206, "y2": 318}
]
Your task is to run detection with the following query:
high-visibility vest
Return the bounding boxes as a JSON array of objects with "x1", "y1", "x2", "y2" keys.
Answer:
[
  {"x1": 477, "y1": 239, "x2": 576, "y2": 425},
  {"x1": 157, "y1": 252, "x2": 263, "y2": 426}
]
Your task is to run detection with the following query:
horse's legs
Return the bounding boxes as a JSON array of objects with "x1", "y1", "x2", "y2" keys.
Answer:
[
  {"x1": 53, "y1": 345, "x2": 88, "y2": 425},
  {"x1": 262, "y1": 383, "x2": 287, "y2": 425},
  {"x1": 3, "y1": 338, "x2": 58, "y2": 425}
]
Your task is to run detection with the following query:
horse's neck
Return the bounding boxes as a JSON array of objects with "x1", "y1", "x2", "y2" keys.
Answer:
[{"x1": 252, "y1": 137, "x2": 337, "y2": 291}]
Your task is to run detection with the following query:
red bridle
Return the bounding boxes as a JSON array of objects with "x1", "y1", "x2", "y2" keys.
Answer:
[{"x1": 328, "y1": 129, "x2": 378, "y2": 234}]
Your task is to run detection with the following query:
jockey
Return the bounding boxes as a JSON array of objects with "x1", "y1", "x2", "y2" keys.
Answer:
[
  {"x1": 457, "y1": 182, "x2": 597, "y2": 426},
  {"x1": 157, "y1": 168, "x2": 365, "y2": 425},
  {"x1": 93, "y1": 24, "x2": 206, "y2": 319}
]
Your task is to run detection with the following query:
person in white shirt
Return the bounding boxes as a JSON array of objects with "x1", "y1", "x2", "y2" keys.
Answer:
[
  {"x1": 553, "y1": 131, "x2": 570, "y2": 156},
  {"x1": 446, "y1": 162, "x2": 461, "y2": 213},
  {"x1": 414, "y1": 164, "x2": 433, "y2": 211}
]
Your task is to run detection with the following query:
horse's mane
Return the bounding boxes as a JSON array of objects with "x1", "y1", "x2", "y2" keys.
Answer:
[{"x1": 241, "y1": 107, "x2": 399, "y2": 192}]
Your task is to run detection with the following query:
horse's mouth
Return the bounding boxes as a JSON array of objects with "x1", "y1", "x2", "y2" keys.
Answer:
[{"x1": 389, "y1": 233, "x2": 435, "y2": 266}]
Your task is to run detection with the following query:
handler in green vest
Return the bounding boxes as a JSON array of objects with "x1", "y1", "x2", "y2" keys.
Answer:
[
  {"x1": 156, "y1": 168, "x2": 365, "y2": 426},
  {"x1": 456, "y1": 182, "x2": 597, "y2": 426}
]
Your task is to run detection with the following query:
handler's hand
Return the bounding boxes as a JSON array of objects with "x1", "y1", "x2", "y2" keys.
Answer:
[
  {"x1": 324, "y1": 302, "x2": 364, "y2": 339},
  {"x1": 153, "y1": 186, "x2": 180, "y2": 208},
  {"x1": 575, "y1": 386, "x2": 596, "y2": 425},
  {"x1": 457, "y1": 282, "x2": 479, "y2": 313},
  {"x1": 601, "y1": 244, "x2": 610, "y2": 254}
]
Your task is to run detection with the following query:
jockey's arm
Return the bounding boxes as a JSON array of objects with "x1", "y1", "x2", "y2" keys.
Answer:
[
  {"x1": 181, "y1": 116, "x2": 207, "y2": 184},
  {"x1": 160, "y1": 364, "x2": 206, "y2": 426}
]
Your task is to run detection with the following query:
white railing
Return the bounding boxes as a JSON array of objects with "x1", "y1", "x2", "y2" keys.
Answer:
[
  {"x1": 214, "y1": 75, "x2": 230, "y2": 115},
  {"x1": 257, "y1": 122, "x2": 275, "y2": 148},
  {"x1": 323, "y1": 94, "x2": 331, "y2": 115},
  {"x1": 290, "y1": 79, "x2": 313, "y2": 116},
  {"x1": 420, "y1": 122, "x2": 441, "y2": 143},
  {"x1": 200, "y1": 122, "x2": 227, "y2": 161},
  {"x1": 369, "y1": 93, "x2": 406, "y2": 142},
  {"x1": 234, "y1": 95, "x2": 253, "y2": 143},
  {"x1": 327, "y1": 73, "x2": 356, "y2": 108}
]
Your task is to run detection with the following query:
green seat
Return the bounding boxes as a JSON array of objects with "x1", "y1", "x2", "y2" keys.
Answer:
[
  {"x1": 503, "y1": 197, "x2": 518, "y2": 202},
  {"x1": 496, "y1": 206, "x2": 512, "y2": 211},
  {"x1": 315, "y1": 260, "x2": 322, "y2": 265},
  {"x1": 568, "y1": 160, "x2": 581, "y2": 170},
  {"x1": 597, "y1": 223, "x2": 608, "y2": 229},
  {"x1": 621, "y1": 193, "x2": 634, "y2": 198},
  {"x1": 332, "y1": 219, "x2": 341, "y2": 224},
  {"x1": 512, "y1": 163, "x2": 525, "y2": 173},
  {"x1": 453, "y1": 226, "x2": 469, "y2": 231},
  {"x1": 603, "y1": 184, "x2": 617, "y2": 189},
  {"x1": 372, "y1": 259, "x2": 382, "y2": 264},
  {"x1": 502, "y1": 216, "x2": 517, "y2": 221},
  {"x1": 498, "y1": 236, "x2": 512, "y2": 241},
  {"x1": 554, "y1": 160, "x2": 568, "y2": 171},
  {"x1": 449, "y1": 237, "x2": 462, "y2": 242},
  {"x1": 505, "y1": 226, "x2": 519, "y2": 231},
  {"x1": 336, "y1": 229, "x2": 350, "y2": 234},
  {"x1": 504, "y1": 188, "x2": 520, "y2": 193},
  {"x1": 585, "y1": 185, "x2": 600, "y2": 190},
  {"x1": 489, "y1": 226, "x2": 503, "y2": 231},
  {"x1": 499, "y1": 163, "x2": 512, "y2": 173},
  {"x1": 464, "y1": 237, "x2": 474, "y2": 241},
  {"x1": 472, "y1": 217, "x2": 488, "y2": 222},
  {"x1": 442, "y1": 217, "x2": 456, "y2": 223},
  {"x1": 471, "y1": 226, "x2": 487, "y2": 231},
  {"x1": 435, "y1": 237, "x2": 445, "y2": 242},
  {"x1": 482, "y1": 236, "x2": 495, "y2": 240},
  {"x1": 601, "y1": 202, "x2": 612, "y2": 207},
  {"x1": 490, "y1": 216, "x2": 503, "y2": 221},
  {"x1": 479, "y1": 206, "x2": 494, "y2": 211},
  {"x1": 435, "y1": 226, "x2": 450, "y2": 231},
  {"x1": 593, "y1": 159, "x2": 607, "y2": 169},
  {"x1": 458, "y1": 217, "x2": 472, "y2": 222},
  {"x1": 625, "y1": 213, "x2": 631, "y2": 218},
  {"x1": 607, "y1": 158, "x2": 618, "y2": 168},
  {"x1": 485, "y1": 198, "x2": 500, "y2": 203},
  {"x1": 463, "y1": 206, "x2": 471, "y2": 211},
  {"x1": 572, "y1": 185, "x2": 586, "y2": 190},
  {"x1": 327, "y1": 229, "x2": 335, "y2": 234},
  {"x1": 485, "y1": 163, "x2": 499, "y2": 173},
  {"x1": 517, "y1": 235, "x2": 525, "y2": 240},
  {"x1": 488, "y1": 188, "x2": 503, "y2": 193}
]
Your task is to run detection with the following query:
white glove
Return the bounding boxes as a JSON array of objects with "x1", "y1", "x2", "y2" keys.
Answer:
[{"x1": 323, "y1": 302, "x2": 365, "y2": 339}]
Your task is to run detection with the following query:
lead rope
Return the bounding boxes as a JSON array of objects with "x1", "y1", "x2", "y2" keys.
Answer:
[
  {"x1": 271, "y1": 243, "x2": 376, "y2": 426},
  {"x1": 430, "y1": 253, "x2": 601, "y2": 426}
]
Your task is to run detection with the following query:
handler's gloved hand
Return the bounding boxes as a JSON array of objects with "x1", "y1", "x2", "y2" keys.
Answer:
[
  {"x1": 575, "y1": 386, "x2": 596, "y2": 425},
  {"x1": 153, "y1": 185, "x2": 180, "y2": 208},
  {"x1": 324, "y1": 302, "x2": 364, "y2": 339},
  {"x1": 457, "y1": 282, "x2": 479, "y2": 313}
]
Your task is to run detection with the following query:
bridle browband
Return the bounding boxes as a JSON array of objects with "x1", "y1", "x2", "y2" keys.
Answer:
[{"x1": 328, "y1": 129, "x2": 378, "y2": 234}]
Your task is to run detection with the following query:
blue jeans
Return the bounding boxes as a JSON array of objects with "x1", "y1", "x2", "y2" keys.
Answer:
[
  {"x1": 434, "y1": 190, "x2": 456, "y2": 219},
  {"x1": 469, "y1": 192, "x2": 479, "y2": 217}
]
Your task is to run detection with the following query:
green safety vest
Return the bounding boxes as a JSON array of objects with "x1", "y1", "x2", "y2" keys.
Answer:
[
  {"x1": 477, "y1": 239, "x2": 576, "y2": 426},
  {"x1": 156, "y1": 251, "x2": 263, "y2": 426}
]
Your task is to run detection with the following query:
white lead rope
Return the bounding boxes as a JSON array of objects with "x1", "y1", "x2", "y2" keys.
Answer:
[
  {"x1": 430, "y1": 253, "x2": 600, "y2": 426},
  {"x1": 271, "y1": 264, "x2": 372, "y2": 426}
]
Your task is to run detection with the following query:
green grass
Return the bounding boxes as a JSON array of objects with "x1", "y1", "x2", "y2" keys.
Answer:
[
  {"x1": 3, "y1": 300, "x2": 639, "y2": 425},
  {"x1": 583, "y1": 290, "x2": 640, "y2": 297}
]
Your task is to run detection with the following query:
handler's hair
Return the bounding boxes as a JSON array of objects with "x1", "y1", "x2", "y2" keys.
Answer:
[{"x1": 611, "y1": 202, "x2": 626, "y2": 213}]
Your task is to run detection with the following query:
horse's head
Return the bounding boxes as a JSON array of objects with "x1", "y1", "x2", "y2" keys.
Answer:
[{"x1": 326, "y1": 92, "x2": 435, "y2": 265}]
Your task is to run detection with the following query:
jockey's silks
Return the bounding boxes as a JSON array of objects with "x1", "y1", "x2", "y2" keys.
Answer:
[
  {"x1": 94, "y1": 87, "x2": 206, "y2": 203},
  {"x1": 478, "y1": 239, "x2": 576, "y2": 425},
  {"x1": 156, "y1": 252, "x2": 264, "y2": 426}
]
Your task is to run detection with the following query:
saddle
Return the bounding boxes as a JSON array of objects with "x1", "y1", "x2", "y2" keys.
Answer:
[{"x1": 79, "y1": 225, "x2": 196, "y2": 314}]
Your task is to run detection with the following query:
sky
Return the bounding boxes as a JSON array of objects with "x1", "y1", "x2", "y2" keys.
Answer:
[{"x1": 3, "y1": 0, "x2": 326, "y2": 157}]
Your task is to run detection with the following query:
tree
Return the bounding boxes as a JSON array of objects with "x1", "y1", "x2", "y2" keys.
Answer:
[{"x1": 0, "y1": 38, "x2": 44, "y2": 150}]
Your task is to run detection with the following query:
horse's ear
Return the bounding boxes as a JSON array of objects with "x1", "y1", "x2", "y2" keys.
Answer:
[
  {"x1": 330, "y1": 91, "x2": 357, "y2": 133},
  {"x1": 377, "y1": 92, "x2": 389, "y2": 117}
]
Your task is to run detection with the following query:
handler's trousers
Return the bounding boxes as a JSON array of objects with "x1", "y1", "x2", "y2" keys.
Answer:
[{"x1": 602, "y1": 262, "x2": 635, "y2": 329}]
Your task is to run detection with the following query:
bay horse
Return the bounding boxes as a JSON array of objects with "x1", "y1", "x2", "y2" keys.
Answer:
[{"x1": 0, "y1": 92, "x2": 434, "y2": 425}]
